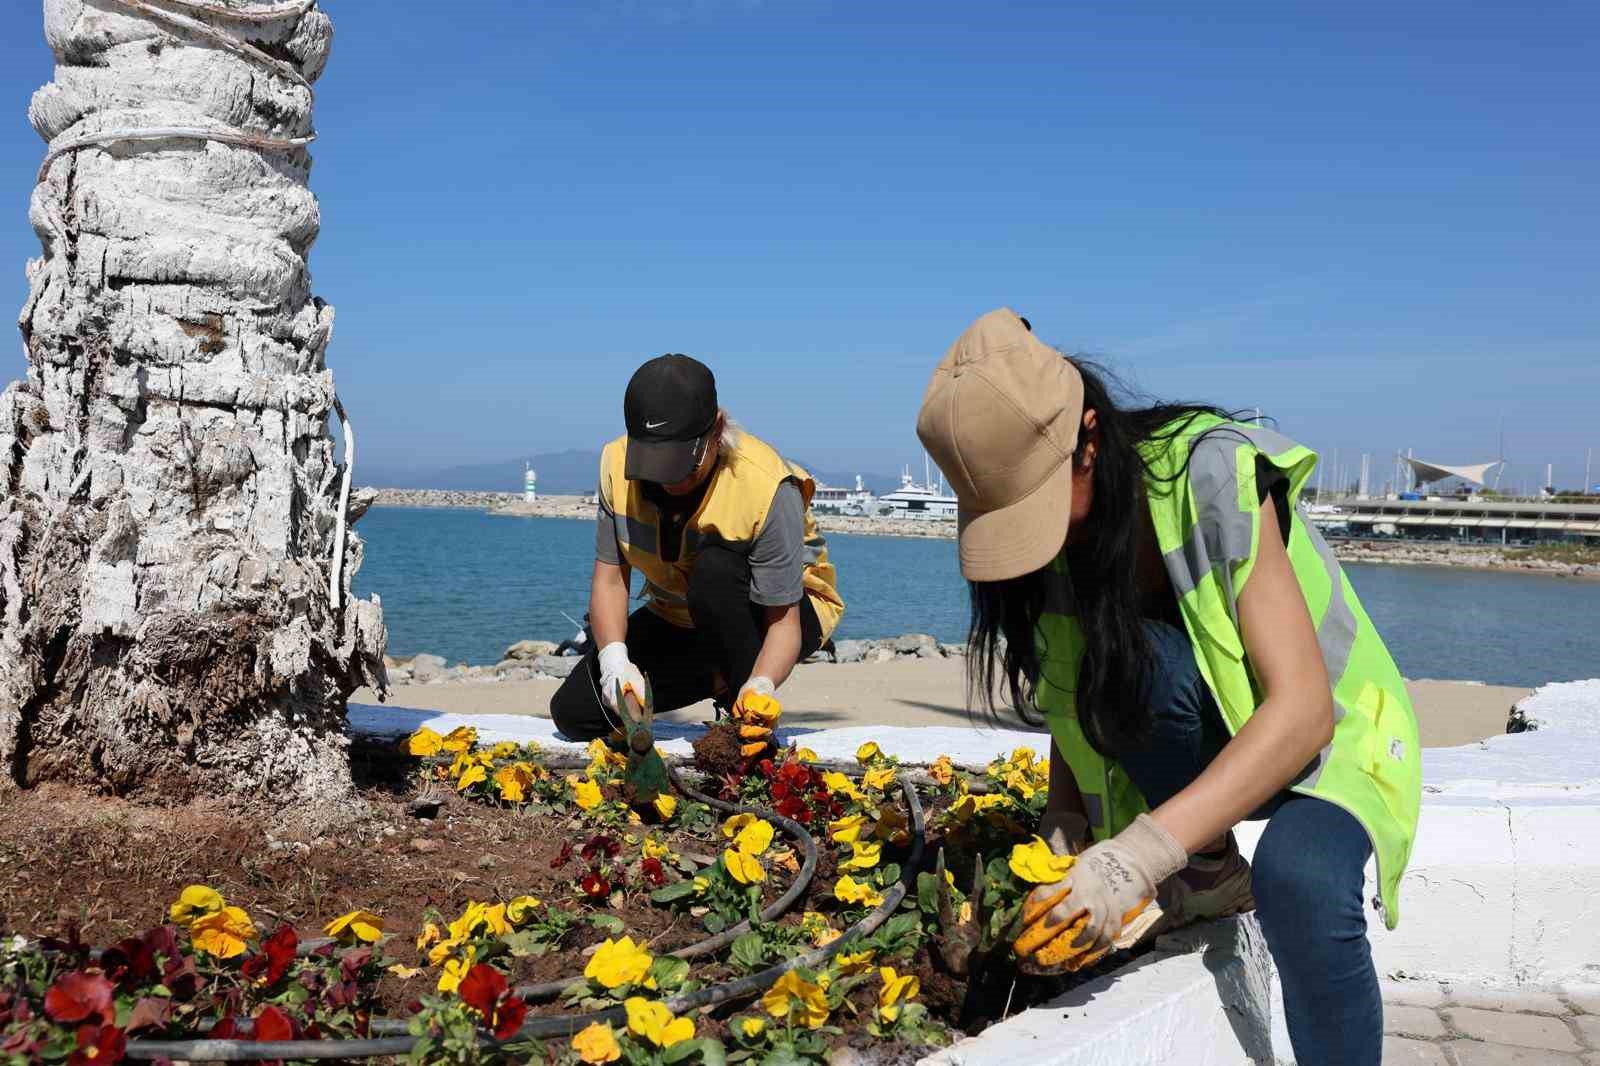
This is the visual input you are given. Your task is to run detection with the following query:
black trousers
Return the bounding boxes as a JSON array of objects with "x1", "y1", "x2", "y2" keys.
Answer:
[{"x1": 549, "y1": 544, "x2": 824, "y2": 741}]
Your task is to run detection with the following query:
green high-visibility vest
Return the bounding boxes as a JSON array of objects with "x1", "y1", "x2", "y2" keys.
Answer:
[{"x1": 1036, "y1": 414, "x2": 1421, "y2": 928}]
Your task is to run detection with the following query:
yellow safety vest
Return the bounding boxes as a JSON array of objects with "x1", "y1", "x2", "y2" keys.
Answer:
[
  {"x1": 599, "y1": 431, "x2": 845, "y2": 640},
  {"x1": 1036, "y1": 415, "x2": 1421, "y2": 929}
]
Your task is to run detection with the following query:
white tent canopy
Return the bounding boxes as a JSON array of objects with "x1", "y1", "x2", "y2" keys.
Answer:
[{"x1": 1405, "y1": 457, "x2": 1503, "y2": 487}]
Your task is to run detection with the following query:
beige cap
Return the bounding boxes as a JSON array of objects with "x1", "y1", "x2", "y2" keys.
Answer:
[{"x1": 915, "y1": 308, "x2": 1084, "y2": 581}]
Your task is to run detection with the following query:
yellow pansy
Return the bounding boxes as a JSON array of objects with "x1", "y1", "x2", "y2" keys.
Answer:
[
  {"x1": 416, "y1": 922, "x2": 442, "y2": 951},
  {"x1": 491, "y1": 740, "x2": 520, "y2": 759},
  {"x1": 832, "y1": 876, "x2": 884, "y2": 908},
  {"x1": 739, "y1": 1016, "x2": 767, "y2": 1038},
  {"x1": 440, "y1": 726, "x2": 478, "y2": 753},
  {"x1": 571, "y1": 1022, "x2": 622, "y2": 1064},
  {"x1": 959, "y1": 900, "x2": 973, "y2": 925},
  {"x1": 841, "y1": 841, "x2": 882, "y2": 871},
  {"x1": 873, "y1": 806, "x2": 911, "y2": 845},
  {"x1": 862, "y1": 767, "x2": 896, "y2": 791},
  {"x1": 573, "y1": 776, "x2": 603, "y2": 811},
  {"x1": 494, "y1": 762, "x2": 535, "y2": 803},
  {"x1": 387, "y1": 963, "x2": 424, "y2": 979},
  {"x1": 624, "y1": 997, "x2": 695, "y2": 1048},
  {"x1": 692, "y1": 876, "x2": 710, "y2": 895},
  {"x1": 821, "y1": 772, "x2": 864, "y2": 801},
  {"x1": 456, "y1": 763, "x2": 488, "y2": 791},
  {"x1": 190, "y1": 906, "x2": 256, "y2": 959},
  {"x1": 427, "y1": 938, "x2": 462, "y2": 967},
  {"x1": 761, "y1": 971, "x2": 830, "y2": 1028},
  {"x1": 652, "y1": 793, "x2": 677, "y2": 820},
  {"x1": 1009, "y1": 746, "x2": 1038, "y2": 771},
  {"x1": 406, "y1": 727, "x2": 444, "y2": 757},
  {"x1": 828, "y1": 813, "x2": 867, "y2": 844},
  {"x1": 168, "y1": 884, "x2": 225, "y2": 926},
  {"x1": 438, "y1": 947, "x2": 475, "y2": 993},
  {"x1": 642, "y1": 835, "x2": 675, "y2": 860},
  {"x1": 480, "y1": 903, "x2": 512, "y2": 937},
  {"x1": 835, "y1": 949, "x2": 875, "y2": 974},
  {"x1": 1004, "y1": 769, "x2": 1038, "y2": 800},
  {"x1": 856, "y1": 741, "x2": 881, "y2": 764},
  {"x1": 928, "y1": 755, "x2": 954, "y2": 785},
  {"x1": 1008, "y1": 836, "x2": 1075, "y2": 884},
  {"x1": 447, "y1": 901, "x2": 490, "y2": 943},
  {"x1": 584, "y1": 936, "x2": 653, "y2": 990},
  {"x1": 323, "y1": 910, "x2": 383, "y2": 944},
  {"x1": 950, "y1": 792, "x2": 1008, "y2": 822},
  {"x1": 724, "y1": 848, "x2": 766, "y2": 885},
  {"x1": 877, "y1": 965, "x2": 920, "y2": 1023},
  {"x1": 794, "y1": 747, "x2": 818, "y2": 763},
  {"x1": 507, "y1": 895, "x2": 541, "y2": 924},
  {"x1": 722, "y1": 814, "x2": 774, "y2": 856}
]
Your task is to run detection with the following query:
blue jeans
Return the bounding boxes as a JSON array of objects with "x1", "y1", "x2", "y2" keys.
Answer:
[{"x1": 1116, "y1": 621, "x2": 1382, "y2": 1066}]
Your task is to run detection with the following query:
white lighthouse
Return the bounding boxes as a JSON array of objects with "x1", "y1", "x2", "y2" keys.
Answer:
[{"x1": 523, "y1": 462, "x2": 538, "y2": 502}]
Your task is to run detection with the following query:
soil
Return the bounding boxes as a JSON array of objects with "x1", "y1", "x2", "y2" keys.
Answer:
[
  {"x1": 690, "y1": 721, "x2": 751, "y2": 777},
  {"x1": 0, "y1": 749, "x2": 1120, "y2": 1053},
  {"x1": 0, "y1": 758, "x2": 790, "y2": 1018}
]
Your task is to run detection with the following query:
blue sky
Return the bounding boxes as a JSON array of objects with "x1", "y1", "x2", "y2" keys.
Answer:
[{"x1": 2, "y1": 1, "x2": 1597, "y2": 492}]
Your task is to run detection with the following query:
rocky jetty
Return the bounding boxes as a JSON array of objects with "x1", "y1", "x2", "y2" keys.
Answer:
[
  {"x1": 370, "y1": 488, "x2": 521, "y2": 509},
  {"x1": 1333, "y1": 540, "x2": 1600, "y2": 578},
  {"x1": 384, "y1": 632, "x2": 965, "y2": 685}
]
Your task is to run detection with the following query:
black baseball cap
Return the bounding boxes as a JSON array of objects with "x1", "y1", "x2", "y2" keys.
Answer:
[{"x1": 623, "y1": 354, "x2": 719, "y2": 483}]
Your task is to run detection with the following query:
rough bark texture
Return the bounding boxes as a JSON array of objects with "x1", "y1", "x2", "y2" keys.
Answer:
[{"x1": 0, "y1": 0, "x2": 386, "y2": 812}]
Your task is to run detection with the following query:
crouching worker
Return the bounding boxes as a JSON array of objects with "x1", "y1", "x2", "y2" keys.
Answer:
[
  {"x1": 916, "y1": 310, "x2": 1420, "y2": 1066},
  {"x1": 550, "y1": 354, "x2": 845, "y2": 745}
]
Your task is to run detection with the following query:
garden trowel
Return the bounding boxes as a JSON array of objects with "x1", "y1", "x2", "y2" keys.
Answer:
[{"x1": 615, "y1": 677, "x2": 670, "y2": 806}]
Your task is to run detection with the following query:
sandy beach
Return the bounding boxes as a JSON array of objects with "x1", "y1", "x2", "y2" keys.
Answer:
[{"x1": 354, "y1": 656, "x2": 1525, "y2": 750}]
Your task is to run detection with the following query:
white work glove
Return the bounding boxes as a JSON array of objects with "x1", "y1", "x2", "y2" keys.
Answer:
[
  {"x1": 1015, "y1": 814, "x2": 1188, "y2": 971},
  {"x1": 597, "y1": 642, "x2": 647, "y2": 714}
]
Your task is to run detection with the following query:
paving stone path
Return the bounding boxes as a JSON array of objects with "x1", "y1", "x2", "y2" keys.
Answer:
[{"x1": 1382, "y1": 980, "x2": 1600, "y2": 1064}]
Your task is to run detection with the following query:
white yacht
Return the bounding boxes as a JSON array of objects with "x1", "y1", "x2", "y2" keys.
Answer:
[
  {"x1": 879, "y1": 463, "x2": 958, "y2": 520},
  {"x1": 812, "y1": 475, "x2": 877, "y2": 516}
]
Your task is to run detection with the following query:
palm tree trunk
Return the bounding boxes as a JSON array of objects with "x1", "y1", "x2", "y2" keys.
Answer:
[{"x1": 0, "y1": 0, "x2": 386, "y2": 811}]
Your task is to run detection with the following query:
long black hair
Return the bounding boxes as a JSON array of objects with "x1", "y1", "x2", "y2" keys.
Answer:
[{"x1": 967, "y1": 356, "x2": 1231, "y2": 758}]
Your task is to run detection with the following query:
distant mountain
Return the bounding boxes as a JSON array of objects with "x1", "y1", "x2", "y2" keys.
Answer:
[
  {"x1": 361, "y1": 450, "x2": 904, "y2": 497},
  {"x1": 361, "y1": 450, "x2": 602, "y2": 494}
]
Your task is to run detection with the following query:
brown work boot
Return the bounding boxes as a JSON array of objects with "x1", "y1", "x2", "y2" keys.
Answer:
[
  {"x1": 1107, "y1": 832, "x2": 1255, "y2": 953},
  {"x1": 1159, "y1": 832, "x2": 1257, "y2": 928}
]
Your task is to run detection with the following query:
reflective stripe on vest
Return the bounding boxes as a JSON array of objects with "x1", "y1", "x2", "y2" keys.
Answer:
[
  {"x1": 599, "y1": 431, "x2": 845, "y2": 639},
  {"x1": 1036, "y1": 415, "x2": 1421, "y2": 929}
]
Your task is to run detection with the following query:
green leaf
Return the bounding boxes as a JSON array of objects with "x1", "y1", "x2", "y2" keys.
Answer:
[
  {"x1": 729, "y1": 932, "x2": 767, "y2": 973},
  {"x1": 589, "y1": 914, "x2": 625, "y2": 934},
  {"x1": 879, "y1": 863, "x2": 901, "y2": 885},
  {"x1": 704, "y1": 912, "x2": 727, "y2": 934},
  {"x1": 649, "y1": 956, "x2": 691, "y2": 991},
  {"x1": 502, "y1": 930, "x2": 545, "y2": 957},
  {"x1": 916, "y1": 872, "x2": 940, "y2": 915},
  {"x1": 651, "y1": 881, "x2": 700, "y2": 904}
]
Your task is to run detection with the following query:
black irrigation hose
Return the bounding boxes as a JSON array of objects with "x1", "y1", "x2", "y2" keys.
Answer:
[{"x1": 122, "y1": 767, "x2": 928, "y2": 1060}]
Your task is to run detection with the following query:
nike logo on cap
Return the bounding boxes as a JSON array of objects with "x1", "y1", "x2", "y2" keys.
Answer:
[{"x1": 645, "y1": 420, "x2": 668, "y2": 430}]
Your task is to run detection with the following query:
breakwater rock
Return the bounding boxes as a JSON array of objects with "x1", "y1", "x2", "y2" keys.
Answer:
[
  {"x1": 384, "y1": 632, "x2": 966, "y2": 685},
  {"x1": 371, "y1": 488, "x2": 521, "y2": 509},
  {"x1": 1332, "y1": 540, "x2": 1600, "y2": 578}
]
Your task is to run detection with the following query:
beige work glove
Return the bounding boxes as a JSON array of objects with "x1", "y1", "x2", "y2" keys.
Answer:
[{"x1": 1014, "y1": 814, "x2": 1188, "y2": 973}]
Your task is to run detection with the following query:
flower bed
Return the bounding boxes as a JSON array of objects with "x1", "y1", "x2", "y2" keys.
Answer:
[{"x1": 0, "y1": 726, "x2": 1125, "y2": 1065}]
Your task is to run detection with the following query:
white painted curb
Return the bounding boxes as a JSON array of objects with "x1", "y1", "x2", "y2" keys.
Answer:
[{"x1": 918, "y1": 917, "x2": 1288, "y2": 1066}]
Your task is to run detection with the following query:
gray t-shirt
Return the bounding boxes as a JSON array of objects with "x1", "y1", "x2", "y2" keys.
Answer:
[{"x1": 595, "y1": 481, "x2": 807, "y2": 607}]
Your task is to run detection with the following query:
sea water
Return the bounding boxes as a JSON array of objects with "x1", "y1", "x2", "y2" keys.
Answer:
[{"x1": 352, "y1": 508, "x2": 1598, "y2": 688}]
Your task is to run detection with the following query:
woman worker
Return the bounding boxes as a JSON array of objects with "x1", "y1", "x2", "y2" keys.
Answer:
[
  {"x1": 550, "y1": 354, "x2": 845, "y2": 743},
  {"x1": 915, "y1": 309, "x2": 1419, "y2": 1065}
]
